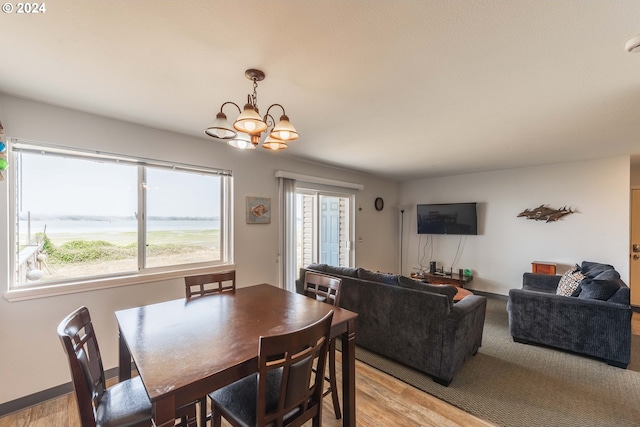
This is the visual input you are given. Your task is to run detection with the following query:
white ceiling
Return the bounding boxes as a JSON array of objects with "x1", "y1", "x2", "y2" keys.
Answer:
[{"x1": 2, "y1": 0, "x2": 640, "y2": 181}]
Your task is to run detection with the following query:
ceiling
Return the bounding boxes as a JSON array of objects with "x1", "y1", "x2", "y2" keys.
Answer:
[{"x1": 2, "y1": 1, "x2": 640, "y2": 181}]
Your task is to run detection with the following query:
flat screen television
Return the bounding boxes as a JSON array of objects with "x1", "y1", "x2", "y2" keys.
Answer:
[{"x1": 417, "y1": 202, "x2": 478, "y2": 235}]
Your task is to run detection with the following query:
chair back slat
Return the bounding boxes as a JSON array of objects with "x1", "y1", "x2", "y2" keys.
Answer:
[
  {"x1": 185, "y1": 270, "x2": 236, "y2": 298},
  {"x1": 303, "y1": 271, "x2": 342, "y2": 307},
  {"x1": 257, "y1": 311, "x2": 333, "y2": 427}
]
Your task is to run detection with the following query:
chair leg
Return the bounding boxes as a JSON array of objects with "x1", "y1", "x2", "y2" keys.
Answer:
[
  {"x1": 199, "y1": 397, "x2": 208, "y2": 427},
  {"x1": 212, "y1": 401, "x2": 222, "y2": 427},
  {"x1": 328, "y1": 339, "x2": 342, "y2": 419},
  {"x1": 175, "y1": 402, "x2": 198, "y2": 427}
]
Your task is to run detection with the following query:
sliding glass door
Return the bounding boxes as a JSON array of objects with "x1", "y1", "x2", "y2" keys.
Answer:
[{"x1": 296, "y1": 190, "x2": 352, "y2": 275}]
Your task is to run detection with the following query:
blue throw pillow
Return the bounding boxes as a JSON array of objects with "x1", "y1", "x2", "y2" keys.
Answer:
[
  {"x1": 580, "y1": 261, "x2": 616, "y2": 278},
  {"x1": 577, "y1": 278, "x2": 621, "y2": 301},
  {"x1": 593, "y1": 269, "x2": 621, "y2": 280}
]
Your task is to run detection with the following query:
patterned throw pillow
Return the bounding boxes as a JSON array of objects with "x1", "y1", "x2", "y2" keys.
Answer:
[{"x1": 556, "y1": 268, "x2": 585, "y2": 296}]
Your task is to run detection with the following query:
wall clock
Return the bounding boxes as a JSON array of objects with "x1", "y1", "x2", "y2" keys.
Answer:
[{"x1": 375, "y1": 197, "x2": 384, "y2": 211}]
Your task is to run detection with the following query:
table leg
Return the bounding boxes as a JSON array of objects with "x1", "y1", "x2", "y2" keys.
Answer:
[
  {"x1": 341, "y1": 319, "x2": 356, "y2": 427},
  {"x1": 118, "y1": 327, "x2": 132, "y2": 381},
  {"x1": 153, "y1": 396, "x2": 176, "y2": 427}
]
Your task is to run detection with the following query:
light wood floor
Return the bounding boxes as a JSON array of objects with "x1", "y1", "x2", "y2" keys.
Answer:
[
  {"x1": 0, "y1": 354, "x2": 495, "y2": 427},
  {"x1": 3, "y1": 313, "x2": 638, "y2": 427}
]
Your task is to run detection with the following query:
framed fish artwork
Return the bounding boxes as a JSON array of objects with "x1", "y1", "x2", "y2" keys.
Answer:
[{"x1": 246, "y1": 196, "x2": 271, "y2": 224}]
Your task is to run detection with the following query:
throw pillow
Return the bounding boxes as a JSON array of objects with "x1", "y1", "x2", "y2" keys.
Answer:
[
  {"x1": 357, "y1": 268, "x2": 399, "y2": 285},
  {"x1": 593, "y1": 269, "x2": 621, "y2": 280},
  {"x1": 580, "y1": 261, "x2": 616, "y2": 278},
  {"x1": 555, "y1": 268, "x2": 585, "y2": 296},
  {"x1": 577, "y1": 278, "x2": 622, "y2": 301}
]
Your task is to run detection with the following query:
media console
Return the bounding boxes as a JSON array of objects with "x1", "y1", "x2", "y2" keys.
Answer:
[{"x1": 411, "y1": 271, "x2": 473, "y2": 288}]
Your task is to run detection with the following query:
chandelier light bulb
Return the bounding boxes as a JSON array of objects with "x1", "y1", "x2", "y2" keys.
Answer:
[
  {"x1": 227, "y1": 132, "x2": 255, "y2": 150},
  {"x1": 205, "y1": 111, "x2": 237, "y2": 139},
  {"x1": 270, "y1": 115, "x2": 299, "y2": 142},
  {"x1": 278, "y1": 131, "x2": 290, "y2": 140}
]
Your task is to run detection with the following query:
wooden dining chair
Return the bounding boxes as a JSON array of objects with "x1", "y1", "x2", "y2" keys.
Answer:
[
  {"x1": 303, "y1": 271, "x2": 343, "y2": 419},
  {"x1": 208, "y1": 310, "x2": 333, "y2": 427},
  {"x1": 184, "y1": 270, "x2": 236, "y2": 298},
  {"x1": 57, "y1": 306, "x2": 197, "y2": 427}
]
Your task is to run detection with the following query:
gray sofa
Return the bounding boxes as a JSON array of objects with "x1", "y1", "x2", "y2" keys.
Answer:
[
  {"x1": 507, "y1": 262, "x2": 632, "y2": 368},
  {"x1": 296, "y1": 264, "x2": 487, "y2": 386}
]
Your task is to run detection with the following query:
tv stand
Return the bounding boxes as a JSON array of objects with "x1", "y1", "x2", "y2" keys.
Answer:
[{"x1": 411, "y1": 271, "x2": 473, "y2": 288}]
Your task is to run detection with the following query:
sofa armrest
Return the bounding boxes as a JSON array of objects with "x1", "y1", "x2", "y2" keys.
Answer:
[
  {"x1": 522, "y1": 272, "x2": 560, "y2": 292},
  {"x1": 439, "y1": 295, "x2": 487, "y2": 383},
  {"x1": 448, "y1": 295, "x2": 487, "y2": 320}
]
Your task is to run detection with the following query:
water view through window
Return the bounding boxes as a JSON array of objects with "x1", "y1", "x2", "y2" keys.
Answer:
[{"x1": 14, "y1": 146, "x2": 226, "y2": 287}]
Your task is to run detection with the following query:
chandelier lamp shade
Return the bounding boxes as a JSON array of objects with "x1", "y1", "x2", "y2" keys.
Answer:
[{"x1": 205, "y1": 69, "x2": 299, "y2": 151}]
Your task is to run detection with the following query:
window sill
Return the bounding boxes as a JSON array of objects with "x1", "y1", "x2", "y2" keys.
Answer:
[{"x1": 3, "y1": 264, "x2": 236, "y2": 302}]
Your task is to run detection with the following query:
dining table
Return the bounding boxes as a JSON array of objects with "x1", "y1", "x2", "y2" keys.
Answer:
[{"x1": 115, "y1": 283, "x2": 358, "y2": 427}]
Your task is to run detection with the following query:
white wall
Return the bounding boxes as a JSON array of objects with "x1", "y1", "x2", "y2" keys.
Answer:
[
  {"x1": 400, "y1": 157, "x2": 630, "y2": 295},
  {"x1": 0, "y1": 94, "x2": 399, "y2": 405}
]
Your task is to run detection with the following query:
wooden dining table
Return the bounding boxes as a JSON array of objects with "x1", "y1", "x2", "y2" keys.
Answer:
[{"x1": 115, "y1": 283, "x2": 358, "y2": 427}]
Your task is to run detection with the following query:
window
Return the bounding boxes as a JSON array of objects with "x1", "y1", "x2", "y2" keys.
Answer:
[{"x1": 9, "y1": 140, "x2": 232, "y2": 290}]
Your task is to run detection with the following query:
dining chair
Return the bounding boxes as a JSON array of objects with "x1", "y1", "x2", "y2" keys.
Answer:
[
  {"x1": 303, "y1": 270, "x2": 343, "y2": 419},
  {"x1": 57, "y1": 306, "x2": 197, "y2": 427},
  {"x1": 184, "y1": 270, "x2": 236, "y2": 298},
  {"x1": 208, "y1": 310, "x2": 334, "y2": 427}
]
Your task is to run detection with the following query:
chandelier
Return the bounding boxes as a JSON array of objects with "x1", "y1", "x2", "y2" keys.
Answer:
[{"x1": 205, "y1": 69, "x2": 299, "y2": 150}]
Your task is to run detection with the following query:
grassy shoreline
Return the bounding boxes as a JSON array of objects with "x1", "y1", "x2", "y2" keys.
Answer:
[{"x1": 21, "y1": 229, "x2": 220, "y2": 246}]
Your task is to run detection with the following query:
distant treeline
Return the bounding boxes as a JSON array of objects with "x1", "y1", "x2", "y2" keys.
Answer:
[{"x1": 19, "y1": 215, "x2": 219, "y2": 221}]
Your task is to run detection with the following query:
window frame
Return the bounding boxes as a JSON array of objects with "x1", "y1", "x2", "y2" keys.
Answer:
[{"x1": 4, "y1": 138, "x2": 234, "y2": 302}]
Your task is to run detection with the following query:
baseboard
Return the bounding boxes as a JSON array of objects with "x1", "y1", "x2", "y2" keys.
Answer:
[
  {"x1": 0, "y1": 366, "x2": 120, "y2": 417},
  {"x1": 468, "y1": 289, "x2": 508, "y2": 300}
]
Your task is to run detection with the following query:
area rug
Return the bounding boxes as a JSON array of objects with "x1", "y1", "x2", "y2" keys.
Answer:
[{"x1": 350, "y1": 297, "x2": 640, "y2": 427}]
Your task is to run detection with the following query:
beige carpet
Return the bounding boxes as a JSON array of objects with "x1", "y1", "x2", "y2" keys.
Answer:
[{"x1": 350, "y1": 297, "x2": 640, "y2": 427}]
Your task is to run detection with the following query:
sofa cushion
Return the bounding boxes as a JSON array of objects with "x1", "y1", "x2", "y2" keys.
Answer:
[
  {"x1": 306, "y1": 263, "x2": 327, "y2": 272},
  {"x1": 577, "y1": 278, "x2": 622, "y2": 301},
  {"x1": 324, "y1": 265, "x2": 358, "y2": 277},
  {"x1": 397, "y1": 276, "x2": 457, "y2": 306},
  {"x1": 357, "y1": 268, "x2": 399, "y2": 285},
  {"x1": 556, "y1": 267, "x2": 585, "y2": 296}
]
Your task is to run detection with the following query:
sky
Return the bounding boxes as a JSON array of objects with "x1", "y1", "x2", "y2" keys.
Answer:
[{"x1": 18, "y1": 152, "x2": 221, "y2": 218}]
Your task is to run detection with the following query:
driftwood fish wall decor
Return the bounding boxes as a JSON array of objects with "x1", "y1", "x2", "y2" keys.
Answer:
[{"x1": 517, "y1": 205, "x2": 574, "y2": 222}]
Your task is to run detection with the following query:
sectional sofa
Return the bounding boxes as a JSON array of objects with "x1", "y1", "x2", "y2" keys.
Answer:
[{"x1": 296, "y1": 264, "x2": 487, "y2": 386}]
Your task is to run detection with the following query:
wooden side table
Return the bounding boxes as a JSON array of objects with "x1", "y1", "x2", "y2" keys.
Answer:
[{"x1": 531, "y1": 261, "x2": 556, "y2": 275}]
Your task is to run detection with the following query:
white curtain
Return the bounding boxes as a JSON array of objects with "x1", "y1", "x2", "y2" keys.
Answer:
[{"x1": 278, "y1": 177, "x2": 297, "y2": 291}]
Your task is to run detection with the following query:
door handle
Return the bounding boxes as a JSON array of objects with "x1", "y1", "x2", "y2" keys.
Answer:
[
  {"x1": 634, "y1": 254, "x2": 640, "y2": 260},
  {"x1": 633, "y1": 244, "x2": 640, "y2": 253}
]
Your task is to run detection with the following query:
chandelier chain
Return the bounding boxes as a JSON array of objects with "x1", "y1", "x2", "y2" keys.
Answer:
[{"x1": 250, "y1": 78, "x2": 259, "y2": 112}]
